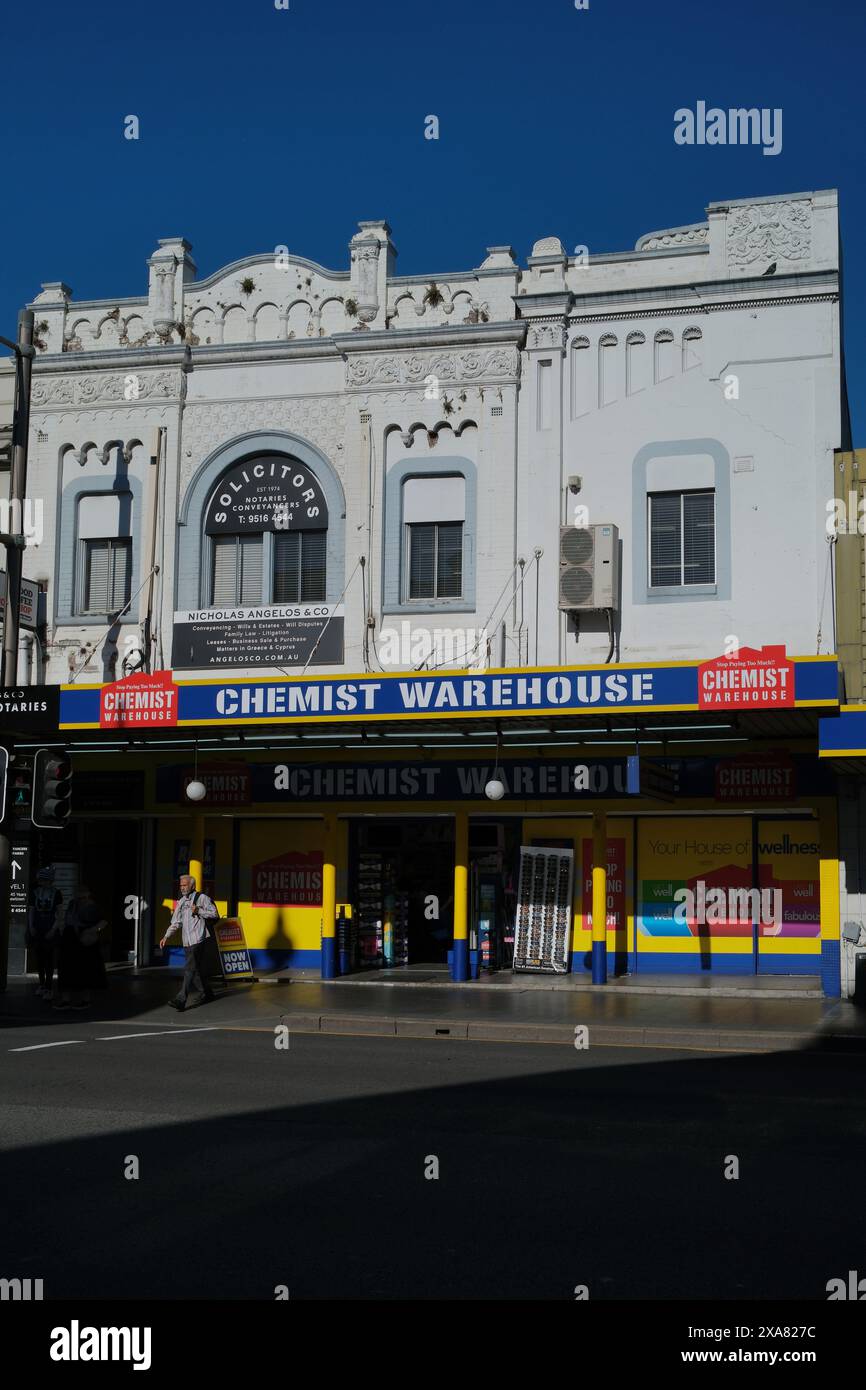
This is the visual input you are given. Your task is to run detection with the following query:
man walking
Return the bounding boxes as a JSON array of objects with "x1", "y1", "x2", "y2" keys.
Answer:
[{"x1": 160, "y1": 874, "x2": 218, "y2": 1011}]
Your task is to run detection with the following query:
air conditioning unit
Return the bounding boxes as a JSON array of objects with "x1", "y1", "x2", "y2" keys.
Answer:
[{"x1": 558, "y1": 523, "x2": 620, "y2": 610}]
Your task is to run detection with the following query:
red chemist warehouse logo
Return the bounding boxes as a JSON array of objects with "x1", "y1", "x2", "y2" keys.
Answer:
[
  {"x1": 698, "y1": 646, "x2": 794, "y2": 710},
  {"x1": 252, "y1": 851, "x2": 323, "y2": 907},
  {"x1": 715, "y1": 750, "x2": 796, "y2": 801},
  {"x1": 100, "y1": 669, "x2": 179, "y2": 728}
]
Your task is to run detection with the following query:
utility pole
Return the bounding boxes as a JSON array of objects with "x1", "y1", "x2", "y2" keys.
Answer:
[
  {"x1": 0, "y1": 309, "x2": 36, "y2": 990},
  {"x1": 1, "y1": 309, "x2": 35, "y2": 687}
]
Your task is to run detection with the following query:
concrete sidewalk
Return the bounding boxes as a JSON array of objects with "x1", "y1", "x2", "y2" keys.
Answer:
[{"x1": 3, "y1": 970, "x2": 865, "y2": 1052}]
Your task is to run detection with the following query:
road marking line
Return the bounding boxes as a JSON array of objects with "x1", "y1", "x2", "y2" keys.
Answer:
[
  {"x1": 96, "y1": 1027, "x2": 218, "y2": 1040},
  {"x1": 9, "y1": 1040, "x2": 85, "y2": 1052}
]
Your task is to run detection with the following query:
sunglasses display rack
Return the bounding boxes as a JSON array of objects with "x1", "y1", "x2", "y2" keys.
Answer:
[{"x1": 513, "y1": 846, "x2": 574, "y2": 974}]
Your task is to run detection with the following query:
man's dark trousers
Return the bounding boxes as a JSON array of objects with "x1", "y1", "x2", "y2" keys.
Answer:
[{"x1": 175, "y1": 942, "x2": 212, "y2": 1005}]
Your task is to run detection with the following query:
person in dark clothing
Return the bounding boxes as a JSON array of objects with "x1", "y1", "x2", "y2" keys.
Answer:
[
  {"x1": 27, "y1": 867, "x2": 62, "y2": 998},
  {"x1": 54, "y1": 886, "x2": 108, "y2": 1011}
]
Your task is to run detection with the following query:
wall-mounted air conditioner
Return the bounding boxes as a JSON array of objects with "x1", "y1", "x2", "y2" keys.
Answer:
[{"x1": 558, "y1": 523, "x2": 620, "y2": 610}]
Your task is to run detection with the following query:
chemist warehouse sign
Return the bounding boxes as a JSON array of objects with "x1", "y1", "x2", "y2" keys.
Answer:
[{"x1": 59, "y1": 649, "x2": 838, "y2": 730}]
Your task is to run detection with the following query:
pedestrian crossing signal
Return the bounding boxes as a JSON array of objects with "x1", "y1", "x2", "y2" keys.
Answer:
[
  {"x1": 32, "y1": 749, "x2": 72, "y2": 828},
  {"x1": 8, "y1": 753, "x2": 31, "y2": 821}
]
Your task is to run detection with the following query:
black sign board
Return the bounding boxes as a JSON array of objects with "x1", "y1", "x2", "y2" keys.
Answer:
[
  {"x1": 171, "y1": 606, "x2": 344, "y2": 669},
  {"x1": 8, "y1": 839, "x2": 31, "y2": 973},
  {"x1": 74, "y1": 770, "x2": 146, "y2": 813},
  {"x1": 204, "y1": 456, "x2": 329, "y2": 535},
  {"x1": 0, "y1": 686, "x2": 59, "y2": 732}
]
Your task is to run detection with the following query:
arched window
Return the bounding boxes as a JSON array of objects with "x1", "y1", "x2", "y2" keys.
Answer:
[{"x1": 204, "y1": 454, "x2": 329, "y2": 606}]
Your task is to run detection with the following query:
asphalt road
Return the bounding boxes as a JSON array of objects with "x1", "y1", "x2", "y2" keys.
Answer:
[{"x1": 1, "y1": 1016, "x2": 863, "y2": 1300}]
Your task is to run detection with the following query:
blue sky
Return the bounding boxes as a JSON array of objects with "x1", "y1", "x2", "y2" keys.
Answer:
[{"x1": 2, "y1": 0, "x2": 863, "y2": 434}]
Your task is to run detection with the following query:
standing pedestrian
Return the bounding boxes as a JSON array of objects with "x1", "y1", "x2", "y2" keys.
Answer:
[
  {"x1": 27, "y1": 867, "x2": 62, "y2": 998},
  {"x1": 54, "y1": 884, "x2": 109, "y2": 1011},
  {"x1": 160, "y1": 874, "x2": 218, "y2": 1011}
]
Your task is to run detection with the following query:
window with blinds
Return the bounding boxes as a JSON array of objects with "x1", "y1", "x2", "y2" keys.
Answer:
[
  {"x1": 273, "y1": 530, "x2": 327, "y2": 603},
  {"x1": 83, "y1": 538, "x2": 132, "y2": 613},
  {"x1": 211, "y1": 535, "x2": 263, "y2": 605},
  {"x1": 648, "y1": 490, "x2": 715, "y2": 587},
  {"x1": 406, "y1": 521, "x2": 463, "y2": 599}
]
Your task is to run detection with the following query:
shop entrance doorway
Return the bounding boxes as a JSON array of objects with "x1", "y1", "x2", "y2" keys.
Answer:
[{"x1": 350, "y1": 818, "x2": 455, "y2": 969}]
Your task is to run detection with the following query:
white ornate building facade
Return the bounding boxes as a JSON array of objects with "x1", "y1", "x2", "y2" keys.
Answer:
[
  {"x1": 8, "y1": 187, "x2": 862, "y2": 998},
  {"x1": 21, "y1": 189, "x2": 846, "y2": 684}
]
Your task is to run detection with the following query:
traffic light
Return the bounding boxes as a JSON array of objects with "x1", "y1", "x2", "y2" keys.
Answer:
[
  {"x1": 32, "y1": 749, "x2": 72, "y2": 829},
  {"x1": 9, "y1": 753, "x2": 33, "y2": 821}
]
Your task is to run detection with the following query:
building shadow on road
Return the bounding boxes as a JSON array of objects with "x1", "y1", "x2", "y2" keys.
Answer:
[{"x1": 0, "y1": 1032, "x2": 863, "y2": 1300}]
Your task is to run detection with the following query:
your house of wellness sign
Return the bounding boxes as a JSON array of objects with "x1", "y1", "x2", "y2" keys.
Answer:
[{"x1": 61, "y1": 649, "x2": 839, "y2": 730}]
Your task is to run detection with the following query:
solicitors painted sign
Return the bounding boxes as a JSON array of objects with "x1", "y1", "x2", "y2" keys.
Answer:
[
  {"x1": 60, "y1": 651, "x2": 839, "y2": 730},
  {"x1": 204, "y1": 456, "x2": 328, "y2": 534}
]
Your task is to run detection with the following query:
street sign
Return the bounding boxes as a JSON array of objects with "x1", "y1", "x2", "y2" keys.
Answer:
[
  {"x1": 9, "y1": 753, "x2": 32, "y2": 826},
  {"x1": 8, "y1": 838, "x2": 31, "y2": 971},
  {"x1": 213, "y1": 918, "x2": 254, "y2": 982},
  {"x1": 0, "y1": 687, "x2": 60, "y2": 731},
  {"x1": 0, "y1": 571, "x2": 44, "y2": 630}
]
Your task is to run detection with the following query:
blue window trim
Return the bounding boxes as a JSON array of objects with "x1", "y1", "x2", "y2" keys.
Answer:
[
  {"x1": 176, "y1": 431, "x2": 346, "y2": 610},
  {"x1": 382, "y1": 455, "x2": 477, "y2": 615},
  {"x1": 56, "y1": 478, "x2": 141, "y2": 627},
  {"x1": 632, "y1": 439, "x2": 731, "y2": 605}
]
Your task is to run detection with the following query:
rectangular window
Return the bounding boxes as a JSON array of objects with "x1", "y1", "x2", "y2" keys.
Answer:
[
  {"x1": 648, "y1": 490, "x2": 715, "y2": 587},
  {"x1": 211, "y1": 534, "x2": 262, "y2": 605},
  {"x1": 83, "y1": 538, "x2": 132, "y2": 613},
  {"x1": 407, "y1": 521, "x2": 463, "y2": 600},
  {"x1": 273, "y1": 530, "x2": 327, "y2": 603}
]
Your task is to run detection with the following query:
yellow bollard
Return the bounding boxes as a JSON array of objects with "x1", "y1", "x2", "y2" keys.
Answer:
[{"x1": 591, "y1": 809, "x2": 608, "y2": 983}]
